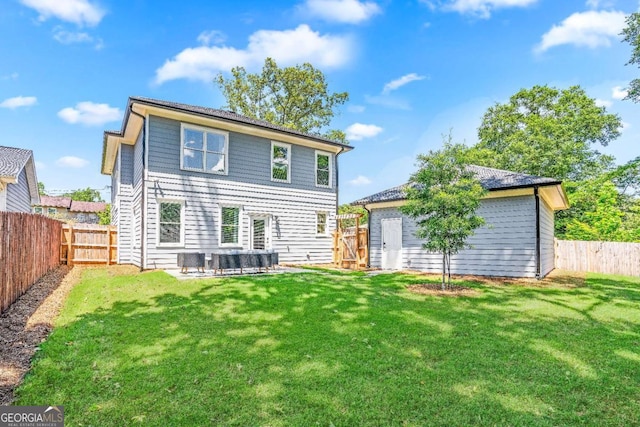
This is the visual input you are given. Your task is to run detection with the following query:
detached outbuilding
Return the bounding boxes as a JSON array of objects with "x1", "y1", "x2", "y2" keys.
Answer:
[{"x1": 352, "y1": 165, "x2": 569, "y2": 278}]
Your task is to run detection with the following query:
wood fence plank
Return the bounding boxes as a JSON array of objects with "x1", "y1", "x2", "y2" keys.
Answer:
[{"x1": 555, "y1": 239, "x2": 640, "y2": 277}]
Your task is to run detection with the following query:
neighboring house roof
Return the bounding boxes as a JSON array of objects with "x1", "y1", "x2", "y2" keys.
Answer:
[
  {"x1": 36, "y1": 196, "x2": 106, "y2": 213},
  {"x1": 70, "y1": 200, "x2": 107, "y2": 213},
  {"x1": 38, "y1": 196, "x2": 72, "y2": 208},
  {"x1": 0, "y1": 145, "x2": 40, "y2": 204},
  {"x1": 102, "y1": 96, "x2": 354, "y2": 175},
  {"x1": 352, "y1": 165, "x2": 567, "y2": 209}
]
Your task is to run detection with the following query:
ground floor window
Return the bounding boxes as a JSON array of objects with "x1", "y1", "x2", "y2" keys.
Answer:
[
  {"x1": 158, "y1": 200, "x2": 184, "y2": 246},
  {"x1": 317, "y1": 212, "x2": 328, "y2": 235},
  {"x1": 221, "y1": 206, "x2": 241, "y2": 245}
]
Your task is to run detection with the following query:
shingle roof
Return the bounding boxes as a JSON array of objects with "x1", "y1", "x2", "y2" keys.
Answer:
[
  {"x1": 351, "y1": 165, "x2": 561, "y2": 205},
  {"x1": 0, "y1": 146, "x2": 33, "y2": 178},
  {"x1": 38, "y1": 196, "x2": 72, "y2": 208},
  {"x1": 70, "y1": 200, "x2": 107, "y2": 213},
  {"x1": 128, "y1": 96, "x2": 352, "y2": 149}
]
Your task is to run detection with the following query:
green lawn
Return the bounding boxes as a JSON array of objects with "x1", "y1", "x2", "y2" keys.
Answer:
[{"x1": 15, "y1": 268, "x2": 640, "y2": 426}]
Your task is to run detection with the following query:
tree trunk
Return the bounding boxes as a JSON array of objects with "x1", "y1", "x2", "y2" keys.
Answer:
[{"x1": 441, "y1": 253, "x2": 446, "y2": 291}]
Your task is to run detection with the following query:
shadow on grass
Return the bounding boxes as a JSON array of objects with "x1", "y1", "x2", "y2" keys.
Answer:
[{"x1": 14, "y1": 269, "x2": 640, "y2": 426}]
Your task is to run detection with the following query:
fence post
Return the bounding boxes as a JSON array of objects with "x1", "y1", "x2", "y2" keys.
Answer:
[{"x1": 67, "y1": 225, "x2": 73, "y2": 267}]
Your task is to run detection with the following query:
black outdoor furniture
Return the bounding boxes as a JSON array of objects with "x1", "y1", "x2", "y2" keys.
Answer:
[
  {"x1": 177, "y1": 252, "x2": 206, "y2": 273},
  {"x1": 208, "y1": 250, "x2": 278, "y2": 274}
]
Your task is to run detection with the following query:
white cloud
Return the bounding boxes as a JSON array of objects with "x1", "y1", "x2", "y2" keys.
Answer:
[
  {"x1": 365, "y1": 94, "x2": 411, "y2": 110},
  {"x1": 57, "y1": 102, "x2": 122, "y2": 125},
  {"x1": 585, "y1": 0, "x2": 614, "y2": 8},
  {"x1": 0, "y1": 96, "x2": 37, "y2": 109},
  {"x1": 155, "y1": 25, "x2": 353, "y2": 84},
  {"x1": 427, "y1": 0, "x2": 537, "y2": 19},
  {"x1": 20, "y1": 0, "x2": 106, "y2": 26},
  {"x1": 53, "y1": 28, "x2": 103, "y2": 49},
  {"x1": 595, "y1": 98, "x2": 612, "y2": 108},
  {"x1": 301, "y1": 0, "x2": 381, "y2": 24},
  {"x1": 345, "y1": 123, "x2": 383, "y2": 141},
  {"x1": 349, "y1": 175, "x2": 372, "y2": 185},
  {"x1": 56, "y1": 156, "x2": 89, "y2": 168},
  {"x1": 34, "y1": 161, "x2": 46, "y2": 170},
  {"x1": 1, "y1": 72, "x2": 19, "y2": 80},
  {"x1": 620, "y1": 121, "x2": 631, "y2": 132},
  {"x1": 612, "y1": 85, "x2": 628, "y2": 100},
  {"x1": 197, "y1": 30, "x2": 226, "y2": 46},
  {"x1": 535, "y1": 10, "x2": 626, "y2": 53},
  {"x1": 382, "y1": 73, "x2": 427, "y2": 94},
  {"x1": 347, "y1": 104, "x2": 366, "y2": 113}
]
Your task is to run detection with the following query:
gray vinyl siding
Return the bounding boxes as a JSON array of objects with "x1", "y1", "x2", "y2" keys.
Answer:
[
  {"x1": 130, "y1": 131, "x2": 144, "y2": 267},
  {"x1": 116, "y1": 145, "x2": 135, "y2": 264},
  {"x1": 539, "y1": 196, "x2": 555, "y2": 277},
  {"x1": 6, "y1": 168, "x2": 31, "y2": 213},
  {"x1": 147, "y1": 115, "x2": 337, "y2": 192},
  {"x1": 370, "y1": 195, "x2": 538, "y2": 278},
  {"x1": 143, "y1": 174, "x2": 336, "y2": 269}
]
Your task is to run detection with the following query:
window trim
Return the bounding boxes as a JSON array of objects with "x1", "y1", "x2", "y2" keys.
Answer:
[
  {"x1": 315, "y1": 150, "x2": 332, "y2": 188},
  {"x1": 156, "y1": 198, "x2": 185, "y2": 248},
  {"x1": 271, "y1": 141, "x2": 291, "y2": 183},
  {"x1": 219, "y1": 204, "x2": 243, "y2": 247},
  {"x1": 180, "y1": 123, "x2": 229, "y2": 175},
  {"x1": 316, "y1": 211, "x2": 329, "y2": 237}
]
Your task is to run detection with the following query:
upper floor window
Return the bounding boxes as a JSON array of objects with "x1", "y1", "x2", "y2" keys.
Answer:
[
  {"x1": 271, "y1": 142, "x2": 291, "y2": 183},
  {"x1": 315, "y1": 151, "x2": 332, "y2": 188},
  {"x1": 181, "y1": 124, "x2": 228, "y2": 175}
]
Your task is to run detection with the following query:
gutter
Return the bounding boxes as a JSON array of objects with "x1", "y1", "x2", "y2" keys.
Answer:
[
  {"x1": 534, "y1": 186, "x2": 541, "y2": 279},
  {"x1": 129, "y1": 105, "x2": 146, "y2": 272}
]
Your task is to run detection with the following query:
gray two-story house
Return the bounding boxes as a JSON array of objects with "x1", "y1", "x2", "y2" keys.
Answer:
[
  {"x1": 0, "y1": 145, "x2": 39, "y2": 213},
  {"x1": 102, "y1": 97, "x2": 352, "y2": 269}
]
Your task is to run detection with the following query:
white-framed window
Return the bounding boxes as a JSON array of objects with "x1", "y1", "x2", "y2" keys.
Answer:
[
  {"x1": 47, "y1": 207, "x2": 57, "y2": 216},
  {"x1": 181, "y1": 124, "x2": 229, "y2": 175},
  {"x1": 157, "y1": 199, "x2": 185, "y2": 247},
  {"x1": 271, "y1": 141, "x2": 291, "y2": 183},
  {"x1": 315, "y1": 151, "x2": 332, "y2": 188},
  {"x1": 220, "y1": 205, "x2": 242, "y2": 246},
  {"x1": 316, "y1": 211, "x2": 328, "y2": 236},
  {"x1": 34, "y1": 206, "x2": 43, "y2": 214}
]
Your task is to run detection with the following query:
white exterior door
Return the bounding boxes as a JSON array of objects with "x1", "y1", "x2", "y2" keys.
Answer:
[
  {"x1": 250, "y1": 215, "x2": 271, "y2": 250},
  {"x1": 381, "y1": 217, "x2": 402, "y2": 270}
]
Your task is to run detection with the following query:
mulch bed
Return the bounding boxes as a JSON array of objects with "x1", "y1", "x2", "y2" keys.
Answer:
[
  {"x1": 407, "y1": 283, "x2": 479, "y2": 297},
  {"x1": 0, "y1": 265, "x2": 79, "y2": 405}
]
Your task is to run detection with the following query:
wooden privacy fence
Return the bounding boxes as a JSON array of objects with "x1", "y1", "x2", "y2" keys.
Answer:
[
  {"x1": 61, "y1": 224, "x2": 117, "y2": 266},
  {"x1": 555, "y1": 239, "x2": 640, "y2": 277},
  {"x1": 333, "y1": 213, "x2": 368, "y2": 270},
  {"x1": 0, "y1": 212, "x2": 62, "y2": 314}
]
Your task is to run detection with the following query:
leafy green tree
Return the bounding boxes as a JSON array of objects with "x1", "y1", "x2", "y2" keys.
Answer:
[
  {"x1": 98, "y1": 204, "x2": 111, "y2": 226},
  {"x1": 215, "y1": 58, "x2": 349, "y2": 142},
  {"x1": 621, "y1": 12, "x2": 640, "y2": 103},
  {"x1": 62, "y1": 187, "x2": 104, "y2": 202},
  {"x1": 37, "y1": 181, "x2": 46, "y2": 196},
  {"x1": 338, "y1": 204, "x2": 368, "y2": 228},
  {"x1": 471, "y1": 85, "x2": 621, "y2": 181},
  {"x1": 400, "y1": 140, "x2": 487, "y2": 290}
]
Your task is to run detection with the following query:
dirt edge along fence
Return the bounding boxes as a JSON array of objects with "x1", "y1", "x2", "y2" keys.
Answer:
[
  {"x1": 0, "y1": 212, "x2": 62, "y2": 314},
  {"x1": 555, "y1": 239, "x2": 640, "y2": 277}
]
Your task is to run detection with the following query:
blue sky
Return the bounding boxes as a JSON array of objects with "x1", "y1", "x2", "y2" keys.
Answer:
[{"x1": 1, "y1": 0, "x2": 638, "y2": 204}]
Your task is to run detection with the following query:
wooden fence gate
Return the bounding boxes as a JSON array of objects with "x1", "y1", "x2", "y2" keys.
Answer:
[
  {"x1": 61, "y1": 224, "x2": 117, "y2": 266},
  {"x1": 332, "y1": 214, "x2": 368, "y2": 269}
]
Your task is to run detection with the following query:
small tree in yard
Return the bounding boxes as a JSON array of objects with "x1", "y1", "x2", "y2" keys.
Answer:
[{"x1": 400, "y1": 141, "x2": 487, "y2": 290}]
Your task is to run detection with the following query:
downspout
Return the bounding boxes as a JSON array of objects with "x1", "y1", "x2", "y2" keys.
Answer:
[
  {"x1": 534, "y1": 186, "x2": 541, "y2": 279},
  {"x1": 335, "y1": 146, "x2": 346, "y2": 216},
  {"x1": 130, "y1": 105, "x2": 146, "y2": 272},
  {"x1": 363, "y1": 205, "x2": 371, "y2": 268}
]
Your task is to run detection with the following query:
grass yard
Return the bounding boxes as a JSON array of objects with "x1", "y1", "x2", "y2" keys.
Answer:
[{"x1": 15, "y1": 267, "x2": 640, "y2": 426}]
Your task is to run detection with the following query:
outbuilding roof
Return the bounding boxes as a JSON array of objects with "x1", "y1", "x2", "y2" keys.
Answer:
[{"x1": 351, "y1": 165, "x2": 562, "y2": 205}]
